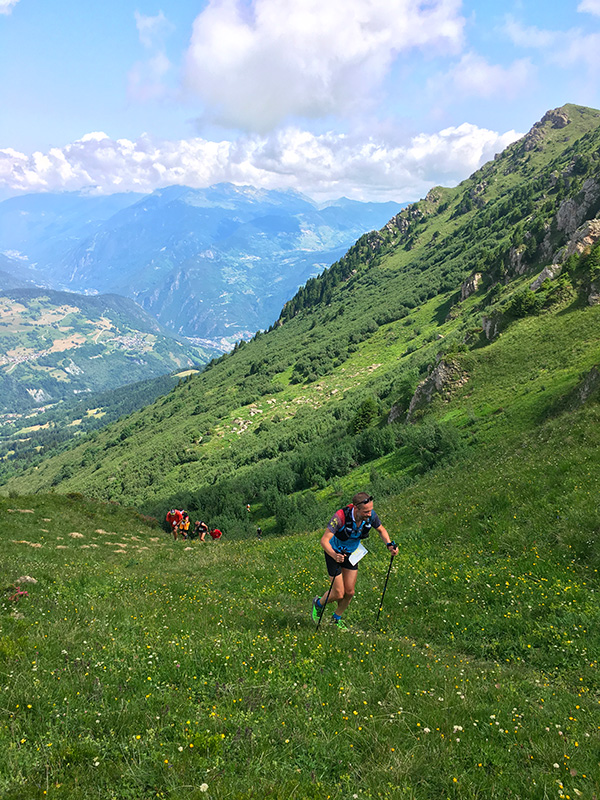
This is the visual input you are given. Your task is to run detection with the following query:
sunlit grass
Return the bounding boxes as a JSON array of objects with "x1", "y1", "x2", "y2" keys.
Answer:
[{"x1": 2, "y1": 481, "x2": 598, "y2": 799}]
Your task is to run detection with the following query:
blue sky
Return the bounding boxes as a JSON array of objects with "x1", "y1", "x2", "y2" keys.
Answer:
[{"x1": 2, "y1": 0, "x2": 600, "y2": 202}]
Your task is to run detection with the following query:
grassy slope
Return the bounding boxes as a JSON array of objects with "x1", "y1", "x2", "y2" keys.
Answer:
[
  {"x1": 2, "y1": 108, "x2": 600, "y2": 795},
  {"x1": 1, "y1": 403, "x2": 599, "y2": 800}
]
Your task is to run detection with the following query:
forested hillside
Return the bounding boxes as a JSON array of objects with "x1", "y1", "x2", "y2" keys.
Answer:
[{"x1": 2, "y1": 105, "x2": 600, "y2": 541}]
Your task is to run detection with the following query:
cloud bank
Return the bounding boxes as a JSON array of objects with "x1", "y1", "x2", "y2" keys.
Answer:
[
  {"x1": 0, "y1": 125, "x2": 522, "y2": 203},
  {"x1": 183, "y1": 0, "x2": 465, "y2": 132}
]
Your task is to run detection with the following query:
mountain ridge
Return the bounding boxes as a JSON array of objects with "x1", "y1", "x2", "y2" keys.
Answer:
[{"x1": 0, "y1": 183, "x2": 405, "y2": 344}]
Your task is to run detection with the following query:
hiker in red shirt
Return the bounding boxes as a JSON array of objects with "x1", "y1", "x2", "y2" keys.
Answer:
[{"x1": 166, "y1": 509, "x2": 183, "y2": 540}]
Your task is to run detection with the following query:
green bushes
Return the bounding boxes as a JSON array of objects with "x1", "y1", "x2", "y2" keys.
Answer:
[
  {"x1": 507, "y1": 289, "x2": 543, "y2": 318},
  {"x1": 350, "y1": 397, "x2": 379, "y2": 433},
  {"x1": 394, "y1": 420, "x2": 464, "y2": 470}
]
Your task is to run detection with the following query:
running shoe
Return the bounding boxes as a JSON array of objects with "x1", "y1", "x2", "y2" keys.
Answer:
[
  {"x1": 332, "y1": 616, "x2": 348, "y2": 631},
  {"x1": 312, "y1": 597, "x2": 324, "y2": 622}
]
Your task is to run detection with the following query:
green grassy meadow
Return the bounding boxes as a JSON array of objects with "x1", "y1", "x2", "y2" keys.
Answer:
[
  {"x1": 2, "y1": 402, "x2": 599, "y2": 800},
  {"x1": 2, "y1": 105, "x2": 600, "y2": 799}
]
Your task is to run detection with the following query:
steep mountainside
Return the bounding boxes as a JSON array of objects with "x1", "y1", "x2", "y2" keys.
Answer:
[
  {"x1": 0, "y1": 191, "x2": 144, "y2": 273},
  {"x1": 0, "y1": 253, "x2": 39, "y2": 289},
  {"x1": 0, "y1": 185, "x2": 404, "y2": 343},
  {"x1": 0, "y1": 288, "x2": 211, "y2": 414},
  {"x1": 3, "y1": 105, "x2": 600, "y2": 533}
]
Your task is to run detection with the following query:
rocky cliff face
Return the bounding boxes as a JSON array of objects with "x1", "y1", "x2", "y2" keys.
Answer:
[
  {"x1": 520, "y1": 107, "x2": 572, "y2": 153},
  {"x1": 460, "y1": 273, "x2": 482, "y2": 300},
  {"x1": 531, "y1": 217, "x2": 600, "y2": 292},
  {"x1": 405, "y1": 358, "x2": 469, "y2": 422},
  {"x1": 555, "y1": 179, "x2": 600, "y2": 237}
]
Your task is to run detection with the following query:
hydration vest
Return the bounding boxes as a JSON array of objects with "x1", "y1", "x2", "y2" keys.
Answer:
[{"x1": 334, "y1": 505, "x2": 372, "y2": 541}]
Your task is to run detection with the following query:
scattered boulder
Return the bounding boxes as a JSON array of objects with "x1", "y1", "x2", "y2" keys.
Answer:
[{"x1": 406, "y1": 358, "x2": 469, "y2": 422}]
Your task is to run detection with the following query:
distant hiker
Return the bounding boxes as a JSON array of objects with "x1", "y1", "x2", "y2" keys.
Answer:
[
  {"x1": 195, "y1": 520, "x2": 209, "y2": 542},
  {"x1": 256, "y1": 527, "x2": 262, "y2": 540},
  {"x1": 209, "y1": 527, "x2": 223, "y2": 540},
  {"x1": 179, "y1": 512, "x2": 190, "y2": 539},
  {"x1": 312, "y1": 492, "x2": 398, "y2": 630},
  {"x1": 166, "y1": 509, "x2": 183, "y2": 540}
]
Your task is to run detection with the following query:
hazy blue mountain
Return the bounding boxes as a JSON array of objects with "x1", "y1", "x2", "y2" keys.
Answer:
[
  {"x1": 0, "y1": 185, "x2": 404, "y2": 342},
  {"x1": 0, "y1": 191, "x2": 144, "y2": 268},
  {"x1": 0, "y1": 252, "x2": 45, "y2": 288}
]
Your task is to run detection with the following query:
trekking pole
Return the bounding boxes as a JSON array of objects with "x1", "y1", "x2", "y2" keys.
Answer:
[
  {"x1": 376, "y1": 550, "x2": 395, "y2": 623},
  {"x1": 316, "y1": 574, "x2": 335, "y2": 632}
]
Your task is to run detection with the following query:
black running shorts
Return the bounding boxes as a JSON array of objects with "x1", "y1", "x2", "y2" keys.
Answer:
[{"x1": 325, "y1": 550, "x2": 358, "y2": 577}]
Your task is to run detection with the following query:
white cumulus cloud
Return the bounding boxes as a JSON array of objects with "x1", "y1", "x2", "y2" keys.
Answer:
[
  {"x1": 183, "y1": 0, "x2": 465, "y2": 132},
  {"x1": 0, "y1": 124, "x2": 523, "y2": 203},
  {"x1": 505, "y1": 16, "x2": 600, "y2": 74},
  {"x1": 0, "y1": 0, "x2": 20, "y2": 14},
  {"x1": 578, "y1": 0, "x2": 600, "y2": 15},
  {"x1": 135, "y1": 10, "x2": 174, "y2": 49},
  {"x1": 444, "y1": 52, "x2": 535, "y2": 99}
]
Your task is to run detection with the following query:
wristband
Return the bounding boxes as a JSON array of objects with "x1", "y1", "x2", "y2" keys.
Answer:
[{"x1": 386, "y1": 541, "x2": 396, "y2": 548}]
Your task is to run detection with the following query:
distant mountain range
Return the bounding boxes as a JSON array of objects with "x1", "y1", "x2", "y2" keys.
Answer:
[
  {"x1": 6, "y1": 102, "x2": 600, "y2": 520},
  {"x1": 0, "y1": 185, "x2": 405, "y2": 344}
]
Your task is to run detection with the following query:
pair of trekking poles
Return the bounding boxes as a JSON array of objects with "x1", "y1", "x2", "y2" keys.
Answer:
[{"x1": 315, "y1": 549, "x2": 395, "y2": 631}]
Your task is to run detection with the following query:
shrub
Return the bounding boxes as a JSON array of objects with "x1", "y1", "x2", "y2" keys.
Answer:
[
  {"x1": 350, "y1": 397, "x2": 379, "y2": 433},
  {"x1": 396, "y1": 421, "x2": 464, "y2": 470},
  {"x1": 507, "y1": 289, "x2": 543, "y2": 318}
]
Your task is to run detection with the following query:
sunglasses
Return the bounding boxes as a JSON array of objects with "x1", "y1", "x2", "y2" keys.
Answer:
[{"x1": 356, "y1": 496, "x2": 374, "y2": 505}]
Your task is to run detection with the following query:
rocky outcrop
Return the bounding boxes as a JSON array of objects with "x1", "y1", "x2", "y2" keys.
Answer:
[
  {"x1": 460, "y1": 273, "x2": 482, "y2": 300},
  {"x1": 385, "y1": 213, "x2": 410, "y2": 236},
  {"x1": 507, "y1": 245, "x2": 527, "y2": 276},
  {"x1": 559, "y1": 217, "x2": 600, "y2": 260},
  {"x1": 406, "y1": 358, "x2": 469, "y2": 422},
  {"x1": 521, "y1": 107, "x2": 571, "y2": 152},
  {"x1": 531, "y1": 218, "x2": 600, "y2": 291},
  {"x1": 469, "y1": 182, "x2": 488, "y2": 208},
  {"x1": 541, "y1": 108, "x2": 571, "y2": 129},
  {"x1": 556, "y1": 179, "x2": 600, "y2": 237},
  {"x1": 481, "y1": 313, "x2": 502, "y2": 341},
  {"x1": 530, "y1": 263, "x2": 564, "y2": 291},
  {"x1": 387, "y1": 404, "x2": 405, "y2": 425},
  {"x1": 365, "y1": 230, "x2": 385, "y2": 252},
  {"x1": 589, "y1": 282, "x2": 600, "y2": 305}
]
